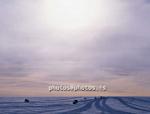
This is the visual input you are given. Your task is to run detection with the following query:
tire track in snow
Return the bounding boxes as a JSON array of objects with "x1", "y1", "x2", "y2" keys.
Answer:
[
  {"x1": 58, "y1": 99, "x2": 95, "y2": 114},
  {"x1": 95, "y1": 97, "x2": 135, "y2": 114},
  {"x1": 115, "y1": 98, "x2": 150, "y2": 112}
]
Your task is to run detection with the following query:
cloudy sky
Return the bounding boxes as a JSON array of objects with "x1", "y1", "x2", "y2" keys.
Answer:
[{"x1": 0, "y1": 0, "x2": 150, "y2": 96}]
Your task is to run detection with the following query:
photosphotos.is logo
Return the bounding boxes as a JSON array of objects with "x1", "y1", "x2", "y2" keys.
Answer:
[{"x1": 48, "y1": 84, "x2": 107, "y2": 92}]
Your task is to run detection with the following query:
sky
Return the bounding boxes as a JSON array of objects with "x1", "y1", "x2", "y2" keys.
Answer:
[{"x1": 0, "y1": 0, "x2": 150, "y2": 96}]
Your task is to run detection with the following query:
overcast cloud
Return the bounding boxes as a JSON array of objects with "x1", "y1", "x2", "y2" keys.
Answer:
[{"x1": 0, "y1": 0, "x2": 150, "y2": 96}]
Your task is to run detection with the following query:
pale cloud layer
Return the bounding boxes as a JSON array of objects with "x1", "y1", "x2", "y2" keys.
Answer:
[{"x1": 0, "y1": 0, "x2": 150, "y2": 96}]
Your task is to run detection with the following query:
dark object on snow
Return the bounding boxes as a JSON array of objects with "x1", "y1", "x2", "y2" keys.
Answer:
[
  {"x1": 94, "y1": 97, "x2": 97, "y2": 100},
  {"x1": 24, "y1": 99, "x2": 30, "y2": 103},
  {"x1": 84, "y1": 97, "x2": 87, "y2": 100},
  {"x1": 73, "y1": 100, "x2": 78, "y2": 104}
]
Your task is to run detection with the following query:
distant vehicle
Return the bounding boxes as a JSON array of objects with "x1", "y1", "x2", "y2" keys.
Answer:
[
  {"x1": 73, "y1": 100, "x2": 78, "y2": 104},
  {"x1": 24, "y1": 99, "x2": 30, "y2": 103}
]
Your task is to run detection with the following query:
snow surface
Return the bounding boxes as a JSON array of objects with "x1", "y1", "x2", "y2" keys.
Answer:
[{"x1": 0, "y1": 97, "x2": 150, "y2": 114}]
